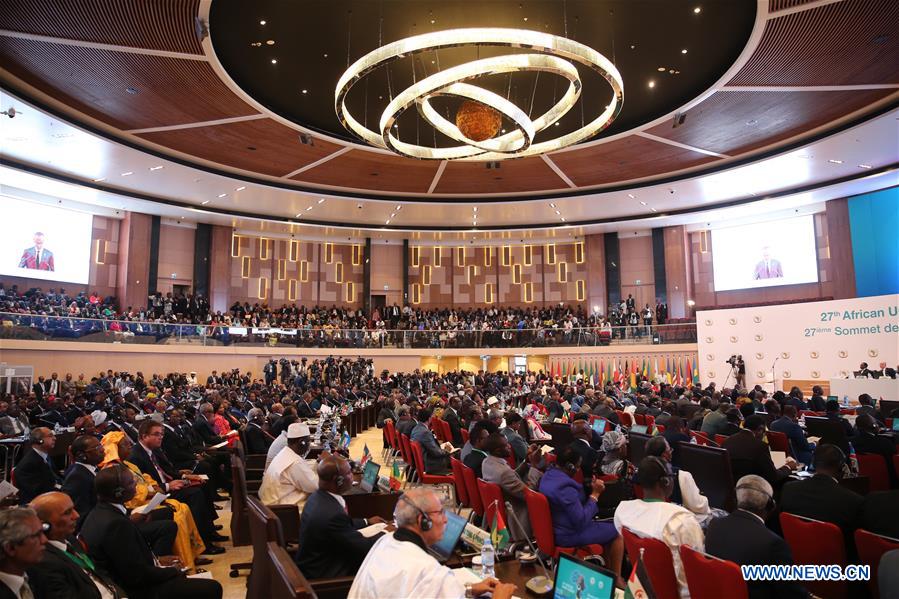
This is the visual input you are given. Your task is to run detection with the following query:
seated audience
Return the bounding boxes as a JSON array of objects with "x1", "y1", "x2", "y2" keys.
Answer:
[
  {"x1": 860, "y1": 490, "x2": 899, "y2": 539},
  {"x1": 660, "y1": 417, "x2": 691, "y2": 467},
  {"x1": 568, "y1": 420, "x2": 600, "y2": 486},
  {"x1": 501, "y1": 412, "x2": 529, "y2": 465},
  {"x1": 15, "y1": 428, "x2": 61, "y2": 504},
  {"x1": 599, "y1": 430, "x2": 634, "y2": 481},
  {"x1": 243, "y1": 408, "x2": 273, "y2": 454},
  {"x1": 852, "y1": 414, "x2": 898, "y2": 486},
  {"x1": 79, "y1": 466, "x2": 222, "y2": 599},
  {"x1": 538, "y1": 447, "x2": 624, "y2": 585},
  {"x1": 295, "y1": 456, "x2": 385, "y2": 579},
  {"x1": 60, "y1": 435, "x2": 105, "y2": 529},
  {"x1": 723, "y1": 415, "x2": 797, "y2": 485},
  {"x1": 770, "y1": 405, "x2": 814, "y2": 466},
  {"x1": 348, "y1": 487, "x2": 517, "y2": 599},
  {"x1": 29, "y1": 491, "x2": 126, "y2": 599},
  {"x1": 700, "y1": 400, "x2": 730, "y2": 436},
  {"x1": 462, "y1": 420, "x2": 497, "y2": 478},
  {"x1": 0, "y1": 507, "x2": 47, "y2": 599},
  {"x1": 411, "y1": 408, "x2": 452, "y2": 475},
  {"x1": 259, "y1": 423, "x2": 318, "y2": 510},
  {"x1": 705, "y1": 476, "x2": 808, "y2": 599},
  {"x1": 824, "y1": 399, "x2": 854, "y2": 438},
  {"x1": 441, "y1": 397, "x2": 464, "y2": 448},
  {"x1": 480, "y1": 433, "x2": 541, "y2": 539},
  {"x1": 644, "y1": 436, "x2": 710, "y2": 523},
  {"x1": 614, "y1": 456, "x2": 705, "y2": 598}
]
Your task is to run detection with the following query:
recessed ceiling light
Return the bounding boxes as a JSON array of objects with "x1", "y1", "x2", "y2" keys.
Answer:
[
  {"x1": 260, "y1": 20, "x2": 266, "y2": 25},
  {"x1": 693, "y1": 7, "x2": 701, "y2": 14},
  {"x1": 523, "y1": 17, "x2": 528, "y2": 21},
  {"x1": 318, "y1": 198, "x2": 325, "y2": 203},
  {"x1": 430, "y1": 19, "x2": 436, "y2": 24},
  {"x1": 640, "y1": 201, "x2": 647, "y2": 206},
  {"x1": 555, "y1": 210, "x2": 561, "y2": 215},
  {"x1": 236, "y1": 186, "x2": 246, "y2": 191},
  {"x1": 560, "y1": 217, "x2": 566, "y2": 222},
  {"x1": 306, "y1": 206, "x2": 313, "y2": 211},
  {"x1": 396, "y1": 205, "x2": 402, "y2": 211},
  {"x1": 295, "y1": 213, "x2": 302, "y2": 218},
  {"x1": 201, "y1": 200, "x2": 210, "y2": 205},
  {"x1": 93, "y1": 177, "x2": 106, "y2": 182},
  {"x1": 549, "y1": 203, "x2": 556, "y2": 208},
  {"x1": 390, "y1": 213, "x2": 396, "y2": 218},
  {"x1": 473, "y1": 206, "x2": 478, "y2": 212},
  {"x1": 266, "y1": 40, "x2": 275, "y2": 45},
  {"x1": 648, "y1": 80, "x2": 656, "y2": 88},
  {"x1": 828, "y1": 159, "x2": 843, "y2": 164},
  {"x1": 218, "y1": 193, "x2": 227, "y2": 198},
  {"x1": 681, "y1": 49, "x2": 688, "y2": 54},
  {"x1": 650, "y1": 208, "x2": 658, "y2": 212},
  {"x1": 385, "y1": 220, "x2": 391, "y2": 225},
  {"x1": 657, "y1": 67, "x2": 666, "y2": 72},
  {"x1": 271, "y1": 59, "x2": 277, "y2": 64},
  {"x1": 301, "y1": 89, "x2": 308, "y2": 94},
  {"x1": 858, "y1": 164, "x2": 873, "y2": 169},
  {"x1": 627, "y1": 194, "x2": 635, "y2": 199},
  {"x1": 554, "y1": 122, "x2": 560, "y2": 126},
  {"x1": 121, "y1": 171, "x2": 133, "y2": 176}
]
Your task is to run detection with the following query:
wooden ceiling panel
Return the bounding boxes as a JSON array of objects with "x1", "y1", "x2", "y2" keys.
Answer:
[
  {"x1": 138, "y1": 118, "x2": 341, "y2": 177},
  {"x1": 548, "y1": 137, "x2": 719, "y2": 188},
  {"x1": 646, "y1": 89, "x2": 896, "y2": 156},
  {"x1": 0, "y1": 38, "x2": 256, "y2": 130},
  {"x1": 732, "y1": 0, "x2": 899, "y2": 86},
  {"x1": 433, "y1": 157, "x2": 568, "y2": 194},
  {"x1": 0, "y1": 0, "x2": 202, "y2": 54},
  {"x1": 294, "y1": 150, "x2": 439, "y2": 194}
]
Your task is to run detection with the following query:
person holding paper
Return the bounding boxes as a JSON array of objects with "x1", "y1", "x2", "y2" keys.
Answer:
[
  {"x1": 259, "y1": 423, "x2": 319, "y2": 511},
  {"x1": 99, "y1": 431, "x2": 207, "y2": 570},
  {"x1": 349, "y1": 487, "x2": 518, "y2": 599}
]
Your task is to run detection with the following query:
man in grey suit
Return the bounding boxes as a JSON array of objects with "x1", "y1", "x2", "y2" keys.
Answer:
[
  {"x1": 752, "y1": 246, "x2": 783, "y2": 280},
  {"x1": 410, "y1": 408, "x2": 451, "y2": 474}
]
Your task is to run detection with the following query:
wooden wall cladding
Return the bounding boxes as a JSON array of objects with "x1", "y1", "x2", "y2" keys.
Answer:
[
  {"x1": 646, "y1": 89, "x2": 896, "y2": 156},
  {"x1": 139, "y1": 118, "x2": 340, "y2": 177},
  {"x1": 732, "y1": 0, "x2": 899, "y2": 86},
  {"x1": 0, "y1": 0, "x2": 203, "y2": 54},
  {"x1": 548, "y1": 136, "x2": 719, "y2": 187},
  {"x1": 433, "y1": 157, "x2": 569, "y2": 194},
  {"x1": 295, "y1": 149, "x2": 440, "y2": 194},
  {"x1": 0, "y1": 38, "x2": 256, "y2": 130}
]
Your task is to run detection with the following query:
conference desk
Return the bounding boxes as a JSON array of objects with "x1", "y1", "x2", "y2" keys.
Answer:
[
  {"x1": 491, "y1": 560, "x2": 625, "y2": 598},
  {"x1": 830, "y1": 377, "x2": 899, "y2": 403}
]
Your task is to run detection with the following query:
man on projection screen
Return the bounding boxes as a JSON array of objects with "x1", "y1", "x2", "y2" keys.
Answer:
[
  {"x1": 752, "y1": 246, "x2": 782, "y2": 280},
  {"x1": 18, "y1": 232, "x2": 55, "y2": 271}
]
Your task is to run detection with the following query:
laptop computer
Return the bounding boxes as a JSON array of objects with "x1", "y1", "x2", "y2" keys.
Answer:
[
  {"x1": 630, "y1": 424, "x2": 648, "y2": 435},
  {"x1": 591, "y1": 419, "x2": 607, "y2": 435},
  {"x1": 359, "y1": 460, "x2": 380, "y2": 493},
  {"x1": 428, "y1": 511, "x2": 468, "y2": 563},
  {"x1": 553, "y1": 553, "x2": 616, "y2": 599},
  {"x1": 892, "y1": 419, "x2": 899, "y2": 433}
]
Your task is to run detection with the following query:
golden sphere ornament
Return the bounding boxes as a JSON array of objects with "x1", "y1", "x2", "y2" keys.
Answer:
[{"x1": 455, "y1": 100, "x2": 502, "y2": 142}]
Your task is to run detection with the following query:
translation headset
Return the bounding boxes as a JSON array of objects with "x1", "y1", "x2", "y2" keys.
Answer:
[
  {"x1": 735, "y1": 484, "x2": 775, "y2": 511},
  {"x1": 111, "y1": 466, "x2": 129, "y2": 502},
  {"x1": 400, "y1": 494, "x2": 433, "y2": 531}
]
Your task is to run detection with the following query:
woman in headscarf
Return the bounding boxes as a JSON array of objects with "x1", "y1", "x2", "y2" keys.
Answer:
[
  {"x1": 99, "y1": 431, "x2": 206, "y2": 570},
  {"x1": 600, "y1": 430, "x2": 636, "y2": 500}
]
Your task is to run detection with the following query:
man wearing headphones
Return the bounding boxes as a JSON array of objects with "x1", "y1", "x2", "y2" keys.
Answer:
[
  {"x1": 294, "y1": 456, "x2": 386, "y2": 579},
  {"x1": 14, "y1": 428, "x2": 61, "y2": 504},
  {"x1": 349, "y1": 487, "x2": 518, "y2": 599},
  {"x1": 705, "y1": 476, "x2": 807, "y2": 599},
  {"x1": 60, "y1": 435, "x2": 105, "y2": 531},
  {"x1": 78, "y1": 465, "x2": 222, "y2": 599}
]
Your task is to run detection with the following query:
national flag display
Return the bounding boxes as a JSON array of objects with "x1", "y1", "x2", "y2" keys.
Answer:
[
  {"x1": 490, "y1": 510, "x2": 510, "y2": 551},
  {"x1": 624, "y1": 547, "x2": 657, "y2": 599},
  {"x1": 360, "y1": 444, "x2": 371, "y2": 466}
]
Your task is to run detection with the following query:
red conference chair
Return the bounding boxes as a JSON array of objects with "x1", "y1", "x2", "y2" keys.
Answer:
[
  {"x1": 409, "y1": 440, "x2": 454, "y2": 486},
  {"x1": 714, "y1": 434, "x2": 728, "y2": 446},
  {"x1": 461, "y1": 462, "x2": 484, "y2": 521},
  {"x1": 439, "y1": 420, "x2": 453, "y2": 446},
  {"x1": 645, "y1": 415, "x2": 655, "y2": 433},
  {"x1": 476, "y1": 478, "x2": 507, "y2": 528},
  {"x1": 634, "y1": 413, "x2": 646, "y2": 426},
  {"x1": 655, "y1": 424, "x2": 666, "y2": 433},
  {"x1": 449, "y1": 457, "x2": 470, "y2": 509},
  {"x1": 855, "y1": 529, "x2": 899, "y2": 599},
  {"x1": 765, "y1": 429, "x2": 791, "y2": 456},
  {"x1": 856, "y1": 453, "x2": 890, "y2": 493},
  {"x1": 461, "y1": 428, "x2": 469, "y2": 444},
  {"x1": 399, "y1": 434, "x2": 418, "y2": 483},
  {"x1": 780, "y1": 513, "x2": 847, "y2": 599},
  {"x1": 523, "y1": 487, "x2": 603, "y2": 560},
  {"x1": 544, "y1": 453, "x2": 557, "y2": 465},
  {"x1": 617, "y1": 411, "x2": 633, "y2": 427},
  {"x1": 691, "y1": 431, "x2": 710, "y2": 446},
  {"x1": 679, "y1": 545, "x2": 748, "y2": 599},
  {"x1": 621, "y1": 527, "x2": 680, "y2": 599},
  {"x1": 430, "y1": 417, "x2": 446, "y2": 442},
  {"x1": 383, "y1": 420, "x2": 399, "y2": 462}
]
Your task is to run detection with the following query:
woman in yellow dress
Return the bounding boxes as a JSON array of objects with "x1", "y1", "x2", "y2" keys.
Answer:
[{"x1": 99, "y1": 431, "x2": 206, "y2": 569}]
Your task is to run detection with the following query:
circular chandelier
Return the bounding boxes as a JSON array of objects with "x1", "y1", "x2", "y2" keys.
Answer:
[{"x1": 335, "y1": 28, "x2": 624, "y2": 161}]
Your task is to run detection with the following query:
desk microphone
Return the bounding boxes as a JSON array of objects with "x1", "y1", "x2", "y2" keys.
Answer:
[{"x1": 500, "y1": 499, "x2": 555, "y2": 595}]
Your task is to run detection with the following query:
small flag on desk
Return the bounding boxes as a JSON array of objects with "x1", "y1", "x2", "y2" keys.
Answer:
[
  {"x1": 360, "y1": 444, "x2": 371, "y2": 466},
  {"x1": 339, "y1": 430, "x2": 352, "y2": 450},
  {"x1": 490, "y1": 510, "x2": 510, "y2": 551},
  {"x1": 625, "y1": 547, "x2": 657, "y2": 599},
  {"x1": 389, "y1": 461, "x2": 403, "y2": 491}
]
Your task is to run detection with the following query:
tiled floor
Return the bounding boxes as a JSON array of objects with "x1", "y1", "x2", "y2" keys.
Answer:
[{"x1": 210, "y1": 426, "x2": 386, "y2": 598}]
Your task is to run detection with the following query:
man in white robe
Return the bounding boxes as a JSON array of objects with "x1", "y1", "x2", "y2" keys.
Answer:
[
  {"x1": 259, "y1": 423, "x2": 317, "y2": 510},
  {"x1": 348, "y1": 487, "x2": 517, "y2": 599}
]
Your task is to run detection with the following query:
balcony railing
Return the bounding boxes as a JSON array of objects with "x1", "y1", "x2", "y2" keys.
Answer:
[{"x1": 0, "y1": 312, "x2": 696, "y2": 349}]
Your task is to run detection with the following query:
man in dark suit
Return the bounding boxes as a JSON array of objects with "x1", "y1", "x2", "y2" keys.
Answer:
[
  {"x1": 567, "y1": 420, "x2": 599, "y2": 488},
  {"x1": 722, "y1": 415, "x2": 797, "y2": 486},
  {"x1": 192, "y1": 403, "x2": 226, "y2": 447},
  {"x1": 0, "y1": 507, "x2": 46, "y2": 599},
  {"x1": 29, "y1": 491, "x2": 125, "y2": 599},
  {"x1": 808, "y1": 386, "x2": 827, "y2": 412},
  {"x1": 129, "y1": 420, "x2": 226, "y2": 555},
  {"x1": 660, "y1": 417, "x2": 692, "y2": 468},
  {"x1": 162, "y1": 409, "x2": 229, "y2": 495},
  {"x1": 411, "y1": 408, "x2": 452, "y2": 475},
  {"x1": 79, "y1": 466, "x2": 223, "y2": 599},
  {"x1": 18, "y1": 232, "x2": 55, "y2": 271},
  {"x1": 442, "y1": 397, "x2": 464, "y2": 447},
  {"x1": 502, "y1": 412, "x2": 529, "y2": 466},
  {"x1": 243, "y1": 408, "x2": 273, "y2": 454},
  {"x1": 295, "y1": 456, "x2": 385, "y2": 579},
  {"x1": 60, "y1": 435, "x2": 105, "y2": 529},
  {"x1": 15, "y1": 428, "x2": 61, "y2": 504},
  {"x1": 770, "y1": 405, "x2": 814, "y2": 466},
  {"x1": 780, "y1": 444, "x2": 863, "y2": 548},
  {"x1": 706, "y1": 475, "x2": 808, "y2": 599}
]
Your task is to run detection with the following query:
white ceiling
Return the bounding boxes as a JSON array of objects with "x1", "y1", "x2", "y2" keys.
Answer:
[{"x1": 1, "y1": 88, "x2": 897, "y2": 240}]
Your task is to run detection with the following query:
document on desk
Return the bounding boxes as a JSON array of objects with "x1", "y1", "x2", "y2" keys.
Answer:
[
  {"x1": 358, "y1": 522, "x2": 389, "y2": 538},
  {"x1": 0, "y1": 480, "x2": 18, "y2": 501},
  {"x1": 450, "y1": 567, "x2": 483, "y2": 585},
  {"x1": 770, "y1": 451, "x2": 787, "y2": 470},
  {"x1": 133, "y1": 492, "x2": 169, "y2": 515},
  {"x1": 188, "y1": 571, "x2": 214, "y2": 579}
]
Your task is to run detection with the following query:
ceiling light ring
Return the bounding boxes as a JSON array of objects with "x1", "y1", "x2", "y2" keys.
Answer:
[{"x1": 335, "y1": 27, "x2": 623, "y2": 161}]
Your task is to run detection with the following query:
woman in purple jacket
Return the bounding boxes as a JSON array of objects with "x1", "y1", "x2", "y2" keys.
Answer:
[{"x1": 538, "y1": 447, "x2": 624, "y2": 585}]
